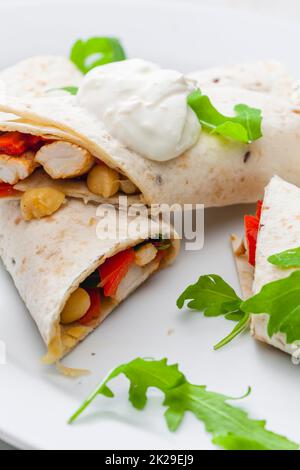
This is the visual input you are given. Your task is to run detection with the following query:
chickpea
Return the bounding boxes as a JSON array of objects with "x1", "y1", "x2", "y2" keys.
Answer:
[
  {"x1": 60, "y1": 288, "x2": 91, "y2": 325},
  {"x1": 120, "y1": 178, "x2": 138, "y2": 195},
  {"x1": 87, "y1": 164, "x2": 120, "y2": 198},
  {"x1": 135, "y1": 243, "x2": 158, "y2": 267},
  {"x1": 21, "y1": 187, "x2": 65, "y2": 221}
]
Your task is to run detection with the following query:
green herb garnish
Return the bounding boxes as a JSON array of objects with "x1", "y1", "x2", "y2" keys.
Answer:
[
  {"x1": 241, "y1": 270, "x2": 300, "y2": 344},
  {"x1": 70, "y1": 37, "x2": 126, "y2": 74},
  {"x1": 152, "y1": 238, "x2": 172, "y2": 251},
  {"x1": 58, "y1": 86, "x2": 79, "y2": 95},
  {"x1": 177, "y1": 274, "x2": 247, "y2": 349},
  {"x1": 134, "y1": 236, "x2": 171, "y2": 252},
  {"x1": 178, "y1": 270, "x2": 300, "y2": 349},
  {"x1": 68, "y1": 357, "x2": 297, "y2": 450},
  {"x1": 155, "y1": 242, "x2": 171, "y2": 251},
  {"x1": 46, "y1": 86, "x2": 78, "y2": 95},
  {"x1": 268, "y1": 247, "x2": 300, "y2": 268},
  {"x1": 213, "y1": 312, "x2": 250, "y2": 350},
  {"x1": 177, "y1": 274, "x2": 243, "y2": 317},
  {"x1": 188, "y1": 89, "x2": 262, "y2": 143}
]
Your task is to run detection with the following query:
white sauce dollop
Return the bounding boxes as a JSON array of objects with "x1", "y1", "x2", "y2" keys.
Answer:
[{"x1": 77, "y1": 59, "x2": 201, "y2": 162}]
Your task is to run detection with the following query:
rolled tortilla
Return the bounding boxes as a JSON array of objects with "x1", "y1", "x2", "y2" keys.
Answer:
[
  {"x1": 0, "y1": 57, "x2": 88, "y2": 204},
  {"x1": 0, "y1": 198, "x2": 179, "y2": 363},
  {"x1": 1, "y1": 80, "x2": 300, "y2": 208},
  {"x1": 0, "y1": 106, "x2": 143, "y2": 207},
  {"x1": 0, "y1": 56, "x2": 82, "y2": 98},
  {"x1": 13, "y1": 168, "x2": 142, "y2": 206},
  {"x1": 232, "y1": 175, "x2": 300, "y2": 355},
  {"x1": 188, "y1": 60, "x2": 300, "y2": 104},
  {"x1": 231, "y1": 233, "x2": 254, "y2": 300}
]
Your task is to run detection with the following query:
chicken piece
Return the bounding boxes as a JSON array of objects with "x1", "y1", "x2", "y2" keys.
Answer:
[
  {"x1": 0, "y1": 151, "x2": 38, "y2": 184},
  {"x1": 135, "y1": 243, "x2": 158, "y2": 267},
  {"x1": 114, "y1": 259, "x2": 161, "y2": 303},
  {"x1": 35, "y1": 141, "x2": 94, "y2": 179}
]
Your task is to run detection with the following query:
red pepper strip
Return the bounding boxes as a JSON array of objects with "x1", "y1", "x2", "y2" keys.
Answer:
[
  {"x1": 256, "y1": 200, "x2": 263, "y2": 220},
  {"x1": 0, "y1": 182, "x2": 19, "y2": 197},
  {"x1": 244, "y1": 200, "x2": 263, "y2": 267},
  {"x1": 99, "y1": 248, "x2": 135, "y2": 297},
  {"x1": 25, "y1": 134, "x2": 45, "y2": 151},
  {"x1": 0, "y1": 132, "x2": 44, "y2": 156},
  {"x1": 0, "y1": 132, "x2": 28, "y2": 155},
  {"x1": 79, "y1": 288, "x2": 101, "y2": 325},
  {"x1": 155, "y1": 250, "x2": 167, "y2": 264}
]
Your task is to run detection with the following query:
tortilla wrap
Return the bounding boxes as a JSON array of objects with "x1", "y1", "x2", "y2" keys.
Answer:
[
  {"x1": 188, "y1": 61, "x2": 300, "y2": 104},
  {"x1": 231, "y1": 233, "x2": 254, "y2": 300},
  {"x1": 0, "y1": 198, "x2": 179, "y2": 363},
  {"x1": 0, "y1": 116, "x2": 142, "y2": 206},
  {"x1": 0, "y1": 56, "x2": 82, "y2": 98},
  {"x1": 14, "y1": 169, "x2": 142, "y2": 206},
  {"x1": 1, "y1": 80, "x2": 300, "y2": 209},
  {"x1": 232, "y1": 176, "x2": 300, "y2": 355}
]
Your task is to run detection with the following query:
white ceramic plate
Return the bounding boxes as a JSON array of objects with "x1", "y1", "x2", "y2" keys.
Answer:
[{"x1": 1, "y1": 0, "x2": 300, "y2": 451}]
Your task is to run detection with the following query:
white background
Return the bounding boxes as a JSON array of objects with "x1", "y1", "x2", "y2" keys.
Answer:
[
  {"x1": 2, "y1": 0, "x2": 300, "y2": 22},
  {"x1": 4, "y1": 0, "x2": 300, "y2": 21}
]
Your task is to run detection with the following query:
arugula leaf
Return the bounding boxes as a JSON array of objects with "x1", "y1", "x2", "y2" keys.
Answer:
[
  {"x1": 242, "y1": 270, "x2": 300, "y2": 344},
  {"x1": 234, "y1": 104, "x2": 263, "y2": 141},
  {"x1": 177, "y1": 274, "x2": 248, "y2": 349},
  {"x1": 213, "y1": 312, "x2": 250, "y2": 350},
  {"x1": 188, "y1": 89, "x2": 262, "y2": 143},
  {"x1": 135, "y1": 237, "x2": 172, "y2": 252},
  {"x1": 179, "y1": 269, "x2": 300, "y2": 349},
  {"x1": 70, "y1": 37, "x2": 126, "y2": 74},
  {"x1": 152, "y1": 235, "x2": 172, "y2": 251},
  {"x1": 68, "y1": 357, "x2": 298, "y2": 450},
  {"x1": 268, "y1": 247, "x2": 300, "y2": 268},
  {"x1": 58, "y1": 86, "x2": 78, "y2": 95},
  {"x1": 177, "y1": 274, "x2": 243, "y2": 316},
  {"x1": 46, "y1": 86, "x2": 78, "y2": 95},
  {"x1": 155, "y1": 241, "x2": 172, "y2": 251}
]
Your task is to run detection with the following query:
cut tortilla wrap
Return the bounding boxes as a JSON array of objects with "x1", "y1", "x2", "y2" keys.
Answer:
[
  {"x1": 0, "y1": 123, "x2": 141, "y2": 208},
  {"x1": 13, "y1": 169, "x2": 142, "y2": 206},
  {"x1": 0, "y1": 109, "x2": 143, "y2": 209},
  {"x1": 0, "y1": 56, "x2": 82, "y2": 98},
  {"x1": 188, "y1": 60, "x2": 300, "y2": 104},
  {"x1": 1, "y1": 82, "x2": 300, "y2": 212},
  {"x1": 231, "y1": 234, "x2": 254, "y2": 300},
  {"x1": 232, "y1": 176, "x2": 300, "y2": 355},
  {"x1": 0, "y1": 198, "x2": 179, "y2": 364}
]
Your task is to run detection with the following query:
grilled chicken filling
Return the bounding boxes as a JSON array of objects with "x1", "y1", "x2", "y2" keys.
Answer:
[
  {"x1": 0, "y1": 131, "x2": 140, "y2": 218},
  {"x1": 35, "y1": 141, "x2": 95, "y2": 179},
  {"x1": 0, "y1": 151, "x2": 38, "y2": 184}
]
